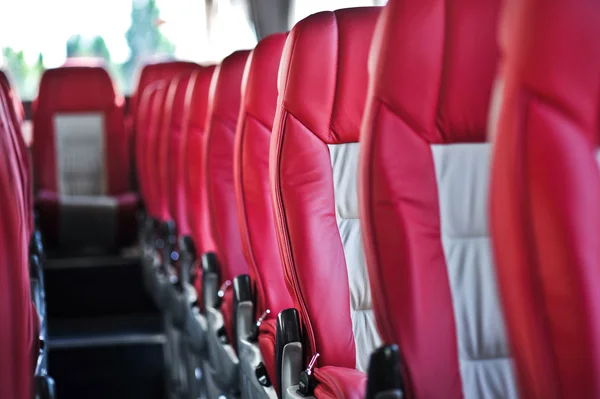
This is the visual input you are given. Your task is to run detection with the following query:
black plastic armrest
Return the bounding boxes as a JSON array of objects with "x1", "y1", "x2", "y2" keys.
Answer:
[
  {"x1": 162, "y1": 220, "x2": 177, "y2": 253},
  {"x1": 35, "y1": 373, "x2": 56, "y2": 399},
  {"x1": 233, "y1": 274, "x2": 252, "y2": 303},
  {"x1": 29, "y1": 230, "x2": 45, "y2": 263},
  {"x1": 201, "y1": 252, "x2": 221, "y2": 308},
  {"x1": 233, "y1": 274, "x2": 252, "y2": 342},
  {"x1": 150, "y1": 217, "x2": 161, "y2": 231},
  {"x1": 276, "y1": 308, "x2": 302, "y2": 399},
  {"x1": 179, "y1": 235, "x2": 197, "y2": 284},
  {"x1": 365, "y1": 344, "x2": 403, "y2": 399},
  {"x1": 30, "y1": 211, "x2": 45, "y2": 261},
  {"x1": 29, "y1": 253, "x2": 42, "y2": 283}
]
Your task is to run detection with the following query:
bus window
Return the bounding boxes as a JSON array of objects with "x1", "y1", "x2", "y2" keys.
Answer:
[{"x1": 0, "y1": 0, "x2": 256, "y2": 100}]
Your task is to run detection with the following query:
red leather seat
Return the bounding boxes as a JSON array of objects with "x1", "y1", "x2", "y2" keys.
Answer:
[
  {"x1": 129, "y1": 61, "x2": 200, "y2": 150},
  {"x1": 135, "y1": 81, "x2": 165, "y2": 223},
  {"x1": 199, "y1": 50, "x2": 250, "y2": 396},
  {"x1": 204, "y1": 50, "x2": 251, "y2": 342},
  {"x1": 269, "y1": 8, "x2": 379, "y2": 397},
  {"x1": 163, "y1": 65, "x2": 217, "y2": 399},
  {"x1": 0, "y1": 81, "x2": 37, "y2": 399},
  {"x1": 233, "y1": 33, "x2": 290, "y2": 394},
  {"x1": 143, "y1": 82, "x2": 170, "y2": 223},
  {"x1": 490, "y1": 0, "x2": 600, "y2": 397},
  {"x1": 1, "y1": 72, "x2": 50, "y2": 392},
  {"x1": 33, "y1": 66, "x2": 138, "y2": 252},
  {"x1": 180, "y1": 65, "x2": 216, "y2": 294},
  {"x1": 0, "y1": 73, "x2": 32, "y2": 235},
  {"x1": 360, "y1": 0, "x2": 515, "y2": 398},
  {"x1": 162, "y1": 71, "x2": 197, "y2": 237},
  {"x1": 0, "y1": 70, "x2": 26, "y2": 125}
]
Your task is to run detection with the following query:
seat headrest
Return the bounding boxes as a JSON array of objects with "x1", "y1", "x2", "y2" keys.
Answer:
[
  {"x1": 495, "y1": 0, "x2": 599, "y2": 145},
  {"x1": 369, "y1": 0, "x2": 501, "y2": 144},
  {"x1": 0, "y1": 70, "x2": 24, "y2": 125},
  {"x1": 165, "y1": 72, "x2": 195, "y2": 134},
  {"x1": 184, "y1": 65, "x2": 217, "y2": 133},
  {"x1": 207, "y1": 50, "x2": 251, "y2": 128},
  {"x1": 0, "y1": 70, "x2": 11, "y2": 93},
  {"x1": 137, "y1": 81, "x2": 166, "y2": 137},
  {"x1": 132, "y1": 61, "x2": 200, "y2": 115},
  {"x1": 241, "y1": 32, "x2": 288, "y2": 129},
  {"x1": 37, "y1": 66, "x2": 116, "y2": 111},
  {"x1": 278, "y1": 8, "x2": 380, "y2": 145}
]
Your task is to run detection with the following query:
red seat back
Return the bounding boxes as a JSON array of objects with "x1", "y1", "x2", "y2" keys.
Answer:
[
  {"x1": 490, "y1": 0, "x2": 600, "y2": 397},
  {"x1": 0, "y1": 70, "x2": 25, "y2": 125},
  {"x1": 204, "y1": 50, "x2": 251, "y2": 283},
  {"x1": 163, "y1": 72, "x2": 195, "y2": 232},
  {"x1": 0, "y1": 74, "x2": 32, "y2": 234},
  {"x1": 130, "y1": 61, "x2": 200, "y2": 136},
  {"x1": 181, "y1": 66, "x2": 216, "y2": 249},
  {"x1": 0, "y1": 87, "x2": 35, "y2": 399},
  {"x1": 133, "y1": 62, "x2": 200, "y2": 221},
  {"x1": 143, "y1": 82, "x2": 169, "y2": 219},
  {"x1": 360, "y1": 0, "x2": 511, "y2": 397},
  {"x1": 270, "y1": 8, "x2": 380, "y2": 372},
  {"x1": 234, "y1": 33, "x2": 290, "y2": 323},
  {"x1": 135, "y1": 82, "x2": 163, "y2": 215},
  {"x1": 179, "y1": 66, "x2": 217, "y2": 301},
  {"x1": 33, "y1": 66, "x2": 129, "y2": 196}
]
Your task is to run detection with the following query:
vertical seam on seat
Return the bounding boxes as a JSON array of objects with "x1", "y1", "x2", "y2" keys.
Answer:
[
  {"x1": 272, "y1": 109, "x2": 317, "y2": 356},
  {"x1": 328, "y1": 10, "x2": 342, "y2": 143},
  {"x1": 362, "y1": 100, "x2": 416, "y2": 398}
]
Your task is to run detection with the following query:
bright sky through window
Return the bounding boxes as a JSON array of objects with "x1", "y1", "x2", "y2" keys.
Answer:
[
  {"x1": 0, "y1": 0, "x2": 379, "y2": 98},
  {"x1": 0, "y1": 0, "x2": 212, "y2": 67}
]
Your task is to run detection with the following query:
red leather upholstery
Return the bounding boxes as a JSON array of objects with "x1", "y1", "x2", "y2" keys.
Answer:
[
  {"x1": 0, "y1": 74, "x2": 33, "y2": 235},
  {"x1": 34, "y1": 66, "x2": 128, "y2": 195},
  {"x1": 258, "y1": 319, "x2": 277, "y2": 388},
  {"x1": 314, "y1": 367, "x2": 367, "y2": 399},
  {"x1": 233, "y1": 33, "x2": 290, "y2": 387},
  {"x1": 0, "y1": 70, "x2": 26, "y2": 125},
  {"x1": 130, "y1": 61, "x2": 200, "y2": 145},
  {"x1": 144, "y1": 83, "x2": 169, "y2": 220},
  {"x1": 270, "y1": 7, "x2": 379, "y2": 382},
  {"x1": 0, "y1": 84, "x2": 36, "y2": 399},
  {"x1": 161, "y1": 71, "x2": 198, "y2": 234},
  {"x1": 204, "y1": 50, "x2": 251, "y2": 341},
  {"x1": 138, "y1": 63, "x2": 201, "y2": 223},
  {"x1": 490, "y1": 0, "x2": 600, "y2": 398},
  {"x1": 33, "y1": 65, "x2": 139, "y2": 248},
  {"x1": 180, "y1": 65, "x2": 216, "y2": 298},
  {"x1": 135, "y1": 81, "x2": 164, "y2": 217},
  {"x1": 359, "y1": 0, "x2": 503, "y2": 397}
]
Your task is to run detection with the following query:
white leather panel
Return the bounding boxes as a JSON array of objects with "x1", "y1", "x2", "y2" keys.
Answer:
[
  {"x1": 329, "y1": 142, "x2": 382, "y2": 373},
  {"x1": 431, "y1": 143, "x2": 518, "y2": 399},
  {"x1": 54, "y1": 113, "x2": 106, "y2": 196}
]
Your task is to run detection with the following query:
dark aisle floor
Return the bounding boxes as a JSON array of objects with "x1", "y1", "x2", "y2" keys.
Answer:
[{"x1": 44, "y1": 255, "x2": 167, "y2": 399}]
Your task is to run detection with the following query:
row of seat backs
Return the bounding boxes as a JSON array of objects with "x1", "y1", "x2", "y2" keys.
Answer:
[
  {"x1": 0, "y1": 71, "x2": 33, "y2": 233},
  {"x1": 231, "y1": 1, "x2": 512, "y2": 398},
  {"x1": 134, "y1": 0, "x2": 600, "y2": 397},
  {"x1": 32, "y1": 66, "x2": 129, "y2": 197},
  {"x1": 359, "y1": 1, "x2": 513, "y2": 398},
  {"x1": 134, "y1": 55, "x2": 252, "y2": 342},
  {"x1": 135, "y1": 4, "x2": 510, "y2": 397},
  {"x1": 0, "y1": 72, "x2": 38, "y2": 399},
  {"x1": 133, "y1": 61, "x2": 218, "y2": 258},
  {"x1": 491, "y1": 0, "x2": 600, "y2": 398},
  {"x1": 29, "y1": 65, "x2": 143, "y2": 250}
]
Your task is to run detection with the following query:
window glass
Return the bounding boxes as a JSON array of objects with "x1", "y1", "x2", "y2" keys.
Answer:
[{"x1": 0, "y1": 0, "x2": 256, "y2": 99}]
